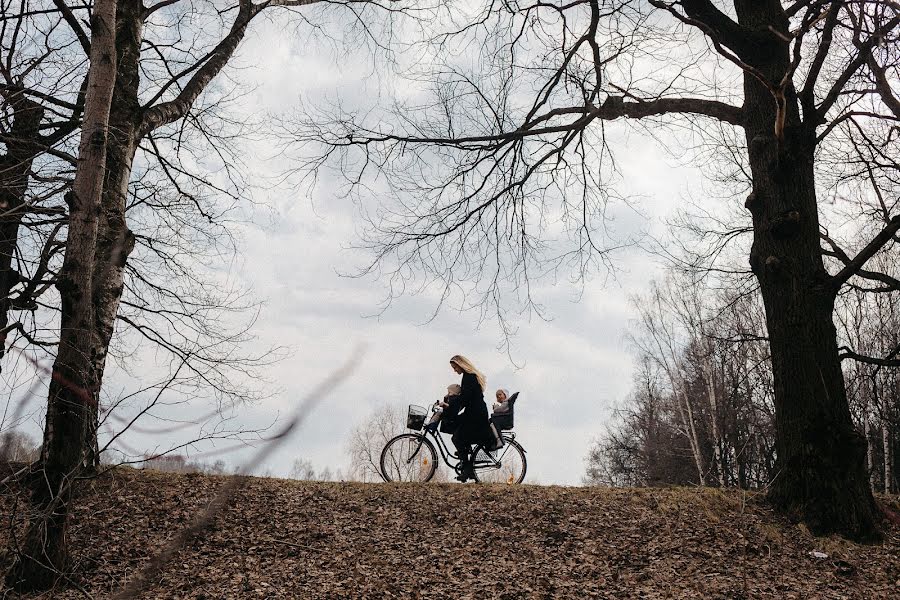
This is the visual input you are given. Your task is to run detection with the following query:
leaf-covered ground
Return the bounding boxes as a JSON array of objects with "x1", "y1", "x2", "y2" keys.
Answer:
[{"x1": 1, "y1": 468, "x2": 898, "y2": 598}]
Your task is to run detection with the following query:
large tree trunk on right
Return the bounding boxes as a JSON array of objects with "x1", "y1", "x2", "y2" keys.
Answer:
[
  {"x1": 0, "y1": 95, "x2": 44, "y2": 360},
  {"x1": 6, "y1": 0, "x2": 118, "y2": 590},
  {"x1": 737, "y1": 1, "x2": 878, "y2": 540}
]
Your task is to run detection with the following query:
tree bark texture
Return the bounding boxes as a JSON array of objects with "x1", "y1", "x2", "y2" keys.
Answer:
[
  {"x1": 7, "y1": 0, "x2": 118, "y2": 590},
  {"x1": 865, "y1": 414, "x2": 875, "y2": 492},
  {"x1": 735, "y1": 0, "x2": 878, "y2": 539},
  {"x1": 85, "y1": 0, "x2": 142, "y2": 468},
  {"x1": 0, "y1": 94, "x2": 44, "y2": 362},
  {"x1": 84, "y1": 0, "x2": 259, "y2": 466}
]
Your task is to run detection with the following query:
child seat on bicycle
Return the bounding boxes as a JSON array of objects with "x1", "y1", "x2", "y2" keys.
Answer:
[{"x1": 491, "y1": 391, "x2": 518, "y2": 431}]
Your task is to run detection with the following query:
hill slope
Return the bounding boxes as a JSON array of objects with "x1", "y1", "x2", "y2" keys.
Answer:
[{"x1": 1, "y1": 468, "x2": 898, "y2": 598}]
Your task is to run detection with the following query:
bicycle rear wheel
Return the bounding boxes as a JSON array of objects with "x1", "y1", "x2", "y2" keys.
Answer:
[
  {"x1": 380, "y1": 433, "x2": 438, "y2": 482},
  {"x1": 475, "y1": 437, "x2": 527, "y2": 484}
]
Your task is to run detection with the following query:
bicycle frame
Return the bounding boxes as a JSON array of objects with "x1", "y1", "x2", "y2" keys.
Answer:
[{"x1": 419, "y1": 426, "x2": 518, "y2": 474}]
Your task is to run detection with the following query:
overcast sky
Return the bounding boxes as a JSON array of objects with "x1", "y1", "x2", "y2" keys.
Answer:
[
  {"x1": 213, "y1": 13, "x2": 710, "y2": 484},
  {"x1": 149, "y1": 13, "x2": 710, "y2": 485},
  {"x1": 8, "y1": 8, "x2": 713, "y2": 486}
]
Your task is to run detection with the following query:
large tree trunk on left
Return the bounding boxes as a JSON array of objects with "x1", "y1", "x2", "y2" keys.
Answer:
[
  {"x1": 83, "y1": 0, "x2": 259, "y2": 467},
  {"x1": 6, "y1": 0, "x2": 118, "y2": 590},
  {"x1": 0, "y1": 94, "x2": 44, "y2": 359},
  {"x1": 84, "y1": 0, "x2": 142, "y2": 468}
]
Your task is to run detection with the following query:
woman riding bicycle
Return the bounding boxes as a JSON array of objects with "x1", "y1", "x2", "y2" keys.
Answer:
[{"x1": 448, "y1": 354, "x2": 494, "y2": 482}]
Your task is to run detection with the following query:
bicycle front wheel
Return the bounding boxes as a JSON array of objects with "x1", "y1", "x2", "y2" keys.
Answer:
[
  {"x1": 476, "y1": 437, "x2": 527, "y2": 484},
  {"x1": 380, "y1": 433, "x2": 438, "y2": 482}
]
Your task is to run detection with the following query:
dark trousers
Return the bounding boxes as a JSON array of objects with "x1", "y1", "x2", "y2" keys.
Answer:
[{"x1": 451, "y1": 432, "x2": 472, "y2": 466}]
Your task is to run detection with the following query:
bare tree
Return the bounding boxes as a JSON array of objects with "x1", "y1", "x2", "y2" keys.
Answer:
[
  {"x1": 294, "y1": 0, "x2": 900, "y2": 538},
  {"x1": 630, "y1": 281, "x2": 709, "y2": 486},
  {"x1": 0, "y1": 0, "x2": 86, "y2": 363},
  {"x1": 141, "y1": 454, "x2": 227, "y2": 474},
  {"x1": 595, "y1": 270, "x2": 777, "y2": 491},
  {"x1": 7, "y1": 0, "x2": 118, "y2": 587},
  {"x1": 837, "y1": 255, "x2": 900, "y2": 495},
  {"x1": 0, "y1": 431, "x2": 40, "y2": 463},
  {"x1": 0, "y1": 93, "x2": 44, "y2": 351},
  {"x1": 289, "y1": 457, "x2": 339, "y2": 480},
  {"x1": 585, "y1": 357, "x2": 703, "y2": 487},
  {"x1": 84, "y1": 0, "x2": 331, "y2": 467},
  {"x1": 347, "y1": 403, "x2": 403, "y2": 482},
  {"x1": 3, "y1": 0, "x2": 383, "y2": 590},
  {"x1": 290, "y1": 457, "x2": 318, "y2": 480}
]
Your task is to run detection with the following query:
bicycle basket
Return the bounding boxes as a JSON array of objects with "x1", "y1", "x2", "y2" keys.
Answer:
[{"x1": 406, "y1": 404, "x2": 427, "y2": 431}]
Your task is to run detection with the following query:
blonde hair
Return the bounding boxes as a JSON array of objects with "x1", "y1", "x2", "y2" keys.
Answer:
[
  {"x1": 450, "y1": 355, "x2": 486, "y2": 391},
  {"x1": 447, "y1": 383, "x2": 462, "y2": 395}
]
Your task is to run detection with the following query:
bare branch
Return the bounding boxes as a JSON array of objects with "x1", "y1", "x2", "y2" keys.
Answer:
[
  {"x1": 829, "y1": 215, "x2": 900, "y2": 292},
  {"x1": 839, "y1": 345, "x2": 900, "y2": 367},
  {"x1": 866, "y1": 49, "x2": 900, "y2": 119},
  {"x1": 51, "y1": 0, "x2": 90, "y2": 55}
]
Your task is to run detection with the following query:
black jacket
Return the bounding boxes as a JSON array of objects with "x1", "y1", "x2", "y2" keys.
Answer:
[
  {"x1": 443, "y1": 393, "x2": 463, "y2": 420},
  {"x1": 454, "y1": 372, "x2": 494, "y2": 446}
]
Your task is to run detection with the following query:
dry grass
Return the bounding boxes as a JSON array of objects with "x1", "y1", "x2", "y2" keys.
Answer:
[{"x1": 1, "y1": 468, "x2": 898, "y2": 599}]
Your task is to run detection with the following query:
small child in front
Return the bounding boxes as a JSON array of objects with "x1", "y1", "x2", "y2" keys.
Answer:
[{"x1": 425, "y1": 383, "x2": 462, "y2": 431}]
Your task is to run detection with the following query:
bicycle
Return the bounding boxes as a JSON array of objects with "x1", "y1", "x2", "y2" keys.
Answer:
[{"x1": 380, "y1": 403, "x2": 527, "y2": 484}]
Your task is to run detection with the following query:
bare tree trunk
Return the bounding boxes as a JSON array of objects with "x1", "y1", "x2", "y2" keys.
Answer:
[
  {"x1": 7, "y1": 0, "x2": 118, "y2": 590},
  {"x1": 737, "y1": 0, "x2": 877, "y2": 540},
  {"x1": 676, "y1": 388, "x2": 706, "y2": 486},
  {"x1": 885, "y1": 420, "x2": 893, "y2": 495},
  {"x1": 0, "y1": 94, "x2": 44, "y2": 361},
  {"x1": 893, "y1": 378, "x2": 899, "y2": 494},
  {"x1": 865, "y1": 413, "x2": 875, "y2": 492},
  {"x1": 702, "y1": 358, "x2": 726, "y2": 487},
  {"x1": 84, "y1": 0, "x2": 142, "y2": 468},
  {"x1": 85, "y1": 0, "x2": 257, "y2": 466}
]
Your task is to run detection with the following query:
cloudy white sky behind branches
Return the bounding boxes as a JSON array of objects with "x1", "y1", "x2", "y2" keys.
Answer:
[
  {"x1": 124, "y1": 12, "x2": 714, "y2": 485},
  {"x1": 234, "y1": 15, "x2": 723, "y2": 484},
  {"x1": 8, "y1": 6, "x2": 721, "y2": 485}
]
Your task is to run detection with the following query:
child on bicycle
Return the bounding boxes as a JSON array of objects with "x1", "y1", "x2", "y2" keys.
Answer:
[
  {"x1": 424, "y1": 383, "x2": 462, "y2": 432},
  {"x1": 492, "y1": 388, "x2": 512, "y2": 413}
]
